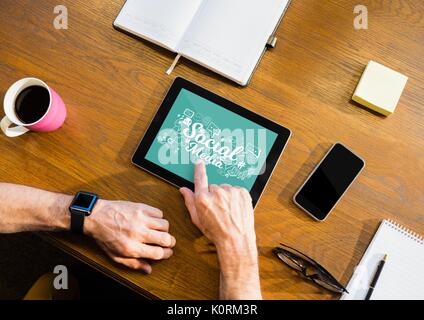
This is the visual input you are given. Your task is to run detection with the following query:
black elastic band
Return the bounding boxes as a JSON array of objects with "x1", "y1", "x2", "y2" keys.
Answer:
[{"x1": 70, "y1": 210, "x2": 85, "y2": 234}]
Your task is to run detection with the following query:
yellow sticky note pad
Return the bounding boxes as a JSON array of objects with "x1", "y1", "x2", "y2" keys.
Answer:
[{"x1": 352, "y1": 61, "x2": 408, "y2": 116}]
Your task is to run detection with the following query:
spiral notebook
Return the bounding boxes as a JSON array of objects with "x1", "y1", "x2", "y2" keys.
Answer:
[
  {"x1": 113, "y1": 0, "x2": 291, "y2": 86},
  {"x1": 341, "y1": 220, "x2": 424, "y2": 300}
]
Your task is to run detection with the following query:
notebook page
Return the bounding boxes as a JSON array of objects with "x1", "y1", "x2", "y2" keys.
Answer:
[
  {"x1": 114, "y1": 0, "x2": 203, "y2": 51},
  {"x1": 177, "y1": 0, "x2": 289, "y2": 85},
  {"x1": 371, "y1": 222, "x2": 424, "y2": 300},
  {"x1": 342, "y1": 220, "x2": 424, "y2": 300}
]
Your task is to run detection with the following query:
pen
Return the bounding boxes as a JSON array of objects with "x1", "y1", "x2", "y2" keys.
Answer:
[{"x1": 365, "y1": 254, "x2": 387, "y2": 300}]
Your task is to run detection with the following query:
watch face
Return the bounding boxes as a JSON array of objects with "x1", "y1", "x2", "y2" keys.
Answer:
[{"x1": 71, "y1": 192, "x2": 97, "y2": 212}]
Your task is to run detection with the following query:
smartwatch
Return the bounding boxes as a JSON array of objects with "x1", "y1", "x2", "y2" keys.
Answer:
[{"x1": 69, "y1": 191, "x2": 99, "y2": 234}]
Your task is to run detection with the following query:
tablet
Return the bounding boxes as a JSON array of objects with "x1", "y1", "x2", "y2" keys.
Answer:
[{"x1": 132, "y1": 77, "x2": 291, "y2": 207}]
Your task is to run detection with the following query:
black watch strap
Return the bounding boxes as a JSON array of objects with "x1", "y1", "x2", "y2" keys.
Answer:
[
  {"x1": 70, "y1": 209, "x2": 86, "y2": 234},
  {"x1": 69, "y1": 191, "x2": 98, "y2": 234}
]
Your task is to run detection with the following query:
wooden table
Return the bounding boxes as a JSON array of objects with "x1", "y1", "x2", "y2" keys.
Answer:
[{"x1": 0, "y1": 0, "x2": 423, "y2": 300}]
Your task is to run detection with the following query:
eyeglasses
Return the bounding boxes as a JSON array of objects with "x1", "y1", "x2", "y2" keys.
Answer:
[{"x1": 273, "y1": 243, "x2": 348, "y2": 294}]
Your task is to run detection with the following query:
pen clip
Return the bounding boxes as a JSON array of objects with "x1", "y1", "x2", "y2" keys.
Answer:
[{"x1": 266, "y1": 36, "x2": 278, "y2": 49}]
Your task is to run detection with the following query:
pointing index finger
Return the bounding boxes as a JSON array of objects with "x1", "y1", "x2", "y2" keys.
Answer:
[{"x1": 194, "y1": 160, "x2": 209, "y2": 194}]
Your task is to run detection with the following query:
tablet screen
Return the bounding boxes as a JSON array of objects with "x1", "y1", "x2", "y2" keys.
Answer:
[{"x1": 144, "y1": 88, "x2": 278, "y2": 191}]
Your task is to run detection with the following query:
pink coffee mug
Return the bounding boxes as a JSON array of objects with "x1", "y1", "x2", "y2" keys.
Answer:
[{"x1": 1, "y1": 77, "x2": 67, "y2": 137}]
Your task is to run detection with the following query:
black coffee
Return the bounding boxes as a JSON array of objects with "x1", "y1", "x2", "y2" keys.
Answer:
[{"x1": 15, "y1": 86, "x2": 50, "y2": 124}]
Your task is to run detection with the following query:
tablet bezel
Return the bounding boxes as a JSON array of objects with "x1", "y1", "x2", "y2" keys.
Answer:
[{"x1": 132, "y1": 77, "x2": 291, "y2": 208}]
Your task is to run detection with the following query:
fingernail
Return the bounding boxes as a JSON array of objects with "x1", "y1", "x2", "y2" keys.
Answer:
[{"x1": 196, "y1": 159, "x2": 204, "y2": 165}]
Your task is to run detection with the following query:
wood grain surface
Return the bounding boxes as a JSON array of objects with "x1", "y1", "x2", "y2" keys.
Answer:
[{"x1": 0, "y1": 0, "x2": 423, "y2": 300}]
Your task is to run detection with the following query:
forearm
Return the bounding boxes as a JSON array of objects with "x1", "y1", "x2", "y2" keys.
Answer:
[
  {"x1": 216, "y1": 240, "x2": 262, "y2": 300},
  {"x1": 0, "y1": 183, "x2": 72, "y2": 233}
]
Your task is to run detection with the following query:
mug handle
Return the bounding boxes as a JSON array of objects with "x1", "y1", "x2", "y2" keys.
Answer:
[{"x1": 1, "y1": 116, "x2": 29, "y2": 137}]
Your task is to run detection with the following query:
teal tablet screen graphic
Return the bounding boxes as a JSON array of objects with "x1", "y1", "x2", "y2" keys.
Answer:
[{"x1": 145, "y1": 89, "x2": 278, "y2": 191}]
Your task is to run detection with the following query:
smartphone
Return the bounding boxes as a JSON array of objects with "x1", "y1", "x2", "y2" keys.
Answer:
[{"x1": 293, "y1": 143, "x2": 365, "y2": 221}]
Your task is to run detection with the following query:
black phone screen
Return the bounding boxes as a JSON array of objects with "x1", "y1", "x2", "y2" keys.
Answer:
[{"x1": 295, "y1": 143, "x2": 365, "y2": 220}]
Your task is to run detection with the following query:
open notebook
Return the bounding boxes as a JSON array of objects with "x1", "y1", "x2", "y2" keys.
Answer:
[
  {"x1": 114, "y1": 0, "x2": 291, "y2": 86},
  {"x1": 341, "y1": 220, "x2": 424, "y2": 300}
]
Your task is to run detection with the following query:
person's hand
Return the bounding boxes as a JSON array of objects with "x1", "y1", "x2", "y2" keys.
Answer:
[
  {"x1": 84, "y1": 200, "x2": 176, "y2": 274},
  {"x1": 179, "y1": 161, "x2": 261, "y2": 299},
  {"x1": 179, "y1": 161, "x2": 256, "y2": 254}
]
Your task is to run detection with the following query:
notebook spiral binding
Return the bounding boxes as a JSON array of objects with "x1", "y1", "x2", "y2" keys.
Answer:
[{"x1": 386, "y1": 220, "x2": 423, "y2": 244}]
